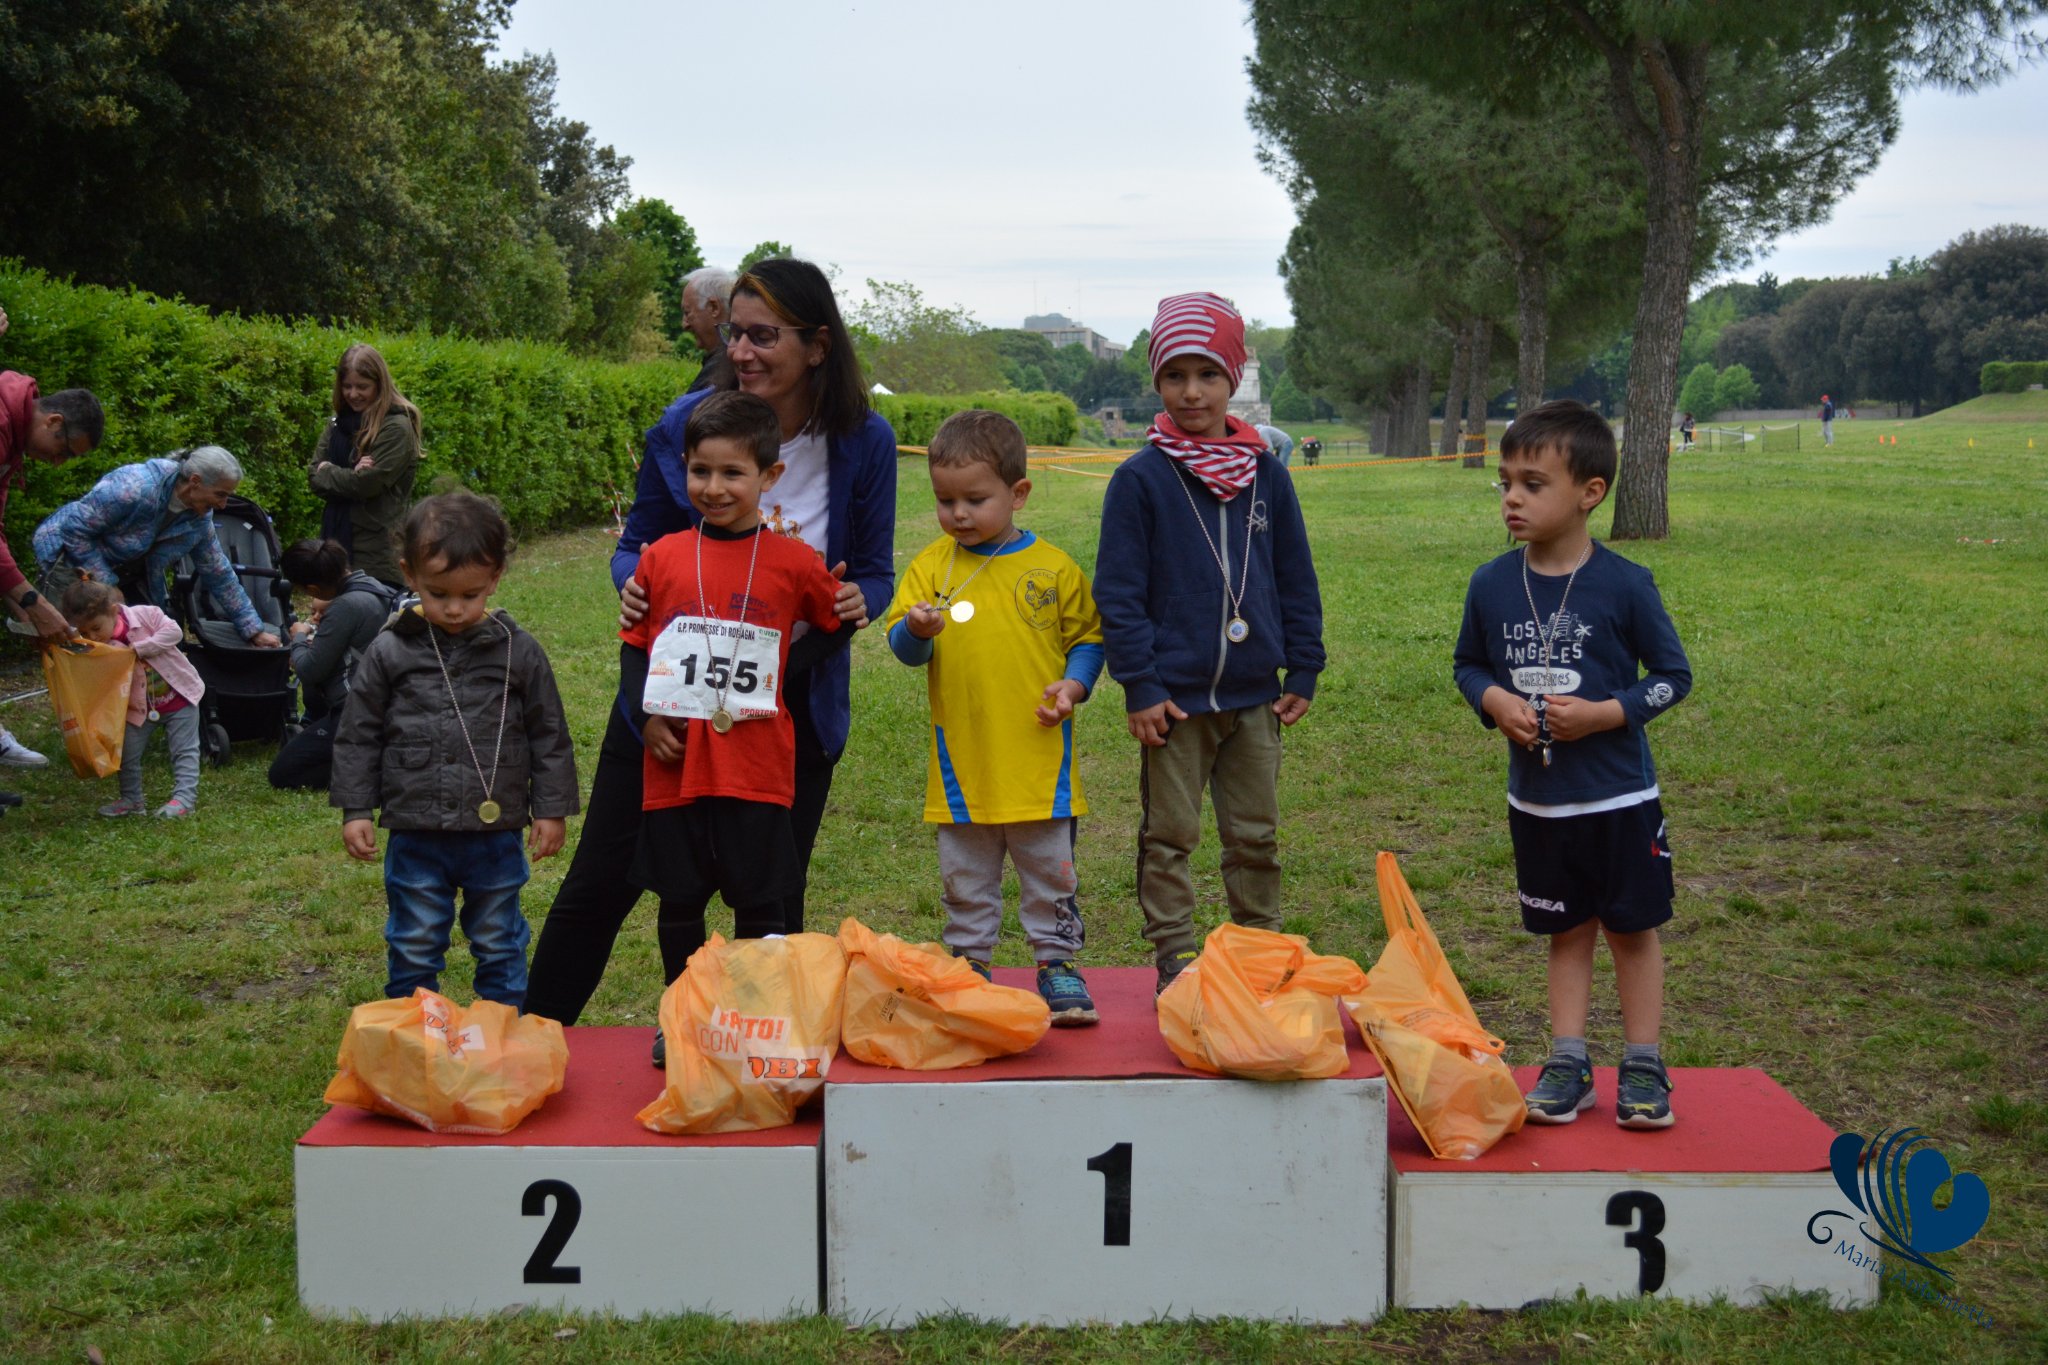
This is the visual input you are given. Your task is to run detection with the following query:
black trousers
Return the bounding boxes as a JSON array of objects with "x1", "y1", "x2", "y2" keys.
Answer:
[{"x1": 522, "y1": 684, "x2": 838, "y2": 1025}]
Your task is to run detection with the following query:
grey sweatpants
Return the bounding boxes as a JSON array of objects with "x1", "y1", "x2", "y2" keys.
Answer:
[
  {"x1": 121, "y1": 706, "x2": 201, "y2": 807},
  {"x1": 936, "y1": 818, "x2": 1086, "y2": 963},
  {"x1": 1136, "y1": 702, "x2": 1285, "y2": 962}
]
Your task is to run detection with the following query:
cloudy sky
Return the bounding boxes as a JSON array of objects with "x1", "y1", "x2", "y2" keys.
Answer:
[{"x1": 498, "y1": 1, "x2": 2048, "y2": 344}]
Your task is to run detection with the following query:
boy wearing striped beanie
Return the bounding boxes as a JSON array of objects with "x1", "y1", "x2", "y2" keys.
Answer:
[{"x1": 1093, "y1": 292, "x2": 1326, "y2": 994}]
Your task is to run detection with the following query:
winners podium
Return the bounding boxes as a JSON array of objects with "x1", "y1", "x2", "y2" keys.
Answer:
[{"x1": 823, "y1": 968, "x2": 1388, "y2": 1325}]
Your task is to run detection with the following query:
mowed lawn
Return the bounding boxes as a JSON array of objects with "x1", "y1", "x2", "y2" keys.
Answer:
[{"x1": 2, "y1": 416, "x2": 2043, "y2": 1362}]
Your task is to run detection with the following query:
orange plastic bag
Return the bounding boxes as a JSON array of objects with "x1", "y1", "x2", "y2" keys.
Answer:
[
  {"x1": 41, "y1": 639, "x2": 133, "y2": 778},
  {"x1": 323, "y1": 988, "x2": 569, "y2": 1134},
  {"x1": 638, "y1": 932, "x2": 847, "y2": 1134},
  {"x1": 837, "y1": 917, "x2": 1050, "y2": 1069},
  {"x1": 1345, "y1": 852, "x2": 1526, "y2": 1159},
  {"x1": 1156, "y1": 923, "x2": 1367, "y2": 1080}
]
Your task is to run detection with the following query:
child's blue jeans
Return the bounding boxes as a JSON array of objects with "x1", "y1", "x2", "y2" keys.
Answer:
[{"x1": 383, "y1": 829, "x2": 531, "y2": 1007}]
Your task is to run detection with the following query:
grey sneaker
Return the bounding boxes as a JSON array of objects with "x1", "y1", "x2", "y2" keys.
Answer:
[
  {"x1": 0, "y1": 730, "x2": 48, "y2": 767},
  {"x1": 1524, "y1": 1055, "x2": 1597, "y2": 1124},
  {"x1": 1155, "y1": 950, "x2": 1199, "y2": 997},
  {"x1": 99, "y1": 796, "x2": 148, "y2": 818},
  {"x1": 1615, "y1": 1057, "x2": 1676, "y2": 1129},
  {"x1": 154, "y1": 796, "x2": 195, "y2": 819},
  {"x1": 651, "y1": 1024, "x2": 666, "y2": 1069}
]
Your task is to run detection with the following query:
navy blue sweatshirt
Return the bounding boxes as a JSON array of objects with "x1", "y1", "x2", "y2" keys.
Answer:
[
  {"x1": 1095, "y1": 446, "x2": 1324, "y2": 716},
  {"x1": 1453, "y1": 543, "x2": 1691, "y2": 810}
]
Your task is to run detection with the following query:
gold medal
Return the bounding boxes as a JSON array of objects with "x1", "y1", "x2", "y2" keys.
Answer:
[
  {"x1": 948, "y1": 600, "x2": 976, "y2": 623},
  {"x1": 711, "y1": 708, "x2": 734, "y2": 734},
  {"x1": 478, "y1": 799, "x2": 502, "y2": 823},
  {"x1": 1226, "y1": 616, "x2": 1251, "y2": 644}
]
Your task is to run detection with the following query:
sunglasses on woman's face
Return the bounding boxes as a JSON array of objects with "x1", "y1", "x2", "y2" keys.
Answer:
[{"x1": 718, "y1": 321, "x2": 811, "y2": 349}]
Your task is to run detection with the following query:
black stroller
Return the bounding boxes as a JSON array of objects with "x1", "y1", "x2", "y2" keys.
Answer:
[{"x1": 169, "y1": 493, "x2": 301, "y2": 766}]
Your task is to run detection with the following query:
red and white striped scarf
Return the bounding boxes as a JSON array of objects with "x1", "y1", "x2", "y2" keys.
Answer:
[{"x1": 1145, "y1": 412, "x2": 1267, "y2": 502}]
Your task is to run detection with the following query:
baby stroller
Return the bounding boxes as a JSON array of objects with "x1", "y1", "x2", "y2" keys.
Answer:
[{"x1": 169, "y1": 493, "x2": 301, "y2": 767}]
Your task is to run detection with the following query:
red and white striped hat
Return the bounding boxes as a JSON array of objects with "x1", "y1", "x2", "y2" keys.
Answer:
[{"x1": 1147, "y1": 291, "x2": 1248, "y2": 393}]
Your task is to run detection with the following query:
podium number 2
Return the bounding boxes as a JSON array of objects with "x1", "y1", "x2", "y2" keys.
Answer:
[
  {"x1": 1086, "y1": 1142, "x2": 1132, "y2": 1246},
  {"x1": 1605, "y1": 1190, "x2": 1666, "y2": 1294},
  {"x1": 523, "y1": 1179, "x2": 583, "y2": 1284}
]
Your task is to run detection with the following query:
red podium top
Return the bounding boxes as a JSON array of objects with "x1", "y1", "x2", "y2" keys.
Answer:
[
  {"x1": 300, "y1": 1025, "x2": 822, "y2": 1149},
  {"x1": 827, "y1": 966, "x2": 1383, "y2": 1085},
  {"x1": 1388, "y1": 1066, "x2": 1839, "y2": 1174}
]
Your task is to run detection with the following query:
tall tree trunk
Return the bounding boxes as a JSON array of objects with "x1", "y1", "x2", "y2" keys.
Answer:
[
  {"x1": 1439, "y1": 325, "x2": 1471, "y2": 457},
  {"x1": 1410, "y1": 358, "x2": 1431, "y2": 456},
  {"x1": 1463, "y1": 318, "x2": 1492, "y2": 468},
  {"x1": 1369, "y1": 409, "x2": 1390, "y2": 455},
  {"x1": 1515, "y1": 246, "x2": 1550, "y2": 416}
]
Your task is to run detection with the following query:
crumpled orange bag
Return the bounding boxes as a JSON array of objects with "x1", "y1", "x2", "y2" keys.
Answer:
[
  {"x1": 41, "y1": 639, "x2": 133, "y2": 778},
  {"x1": 323, "y1": 988, "x2": 569, "y2": 1134},
  {"x1": 1346, "y1": 852, "x2": 1526, "y2": 1159},
  {"x1": 638, "y1": 932, "x2": 847, "y2": 1134},
  {"x1": 837, "y1": 917, "x2": 1050, "y2": 1069},
  {"x1": 1156, "y1": 923, "x2": 1368, "y2": 1080}
]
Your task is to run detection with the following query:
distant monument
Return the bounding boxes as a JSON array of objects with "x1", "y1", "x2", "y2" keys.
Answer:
[{"x1": 1228, "y1": 350, "x2": 1270, "y2": 426}]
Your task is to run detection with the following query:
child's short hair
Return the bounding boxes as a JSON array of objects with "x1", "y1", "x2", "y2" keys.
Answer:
[
  {"x1": 928, "y1": 409, "x2": 1027, "y2": 485},
  {"x1": 1499, "y1": 400, "x2": 1617, "y2": 487},
  {"x1": 399, "y1": 491, "x2": 512, "y2": 574},
  {"x1": 61, "y1": 578, "x2": 122, "y2": 622},
  {"x1": 683, "y1": 391, "x2": 781, "y2": 470}
]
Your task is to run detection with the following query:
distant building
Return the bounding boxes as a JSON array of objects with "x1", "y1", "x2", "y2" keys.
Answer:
[
  {"x1": 1227, "y1": 350, "x2": 1270, "y2": 426},
  {"x1": 1023, "y1": 312, "x2": 1126, "y2": 363}
]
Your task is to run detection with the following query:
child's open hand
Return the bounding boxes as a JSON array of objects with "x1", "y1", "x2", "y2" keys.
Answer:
[
  {"x1": 1541, "y1": 694, "x2": 1625, "y2": 743},
  {"x1": 342, "y1": 818, "x2": 378, "y2": 862},
  {"x1": 529, "y1": 817, "x2": 566, "y2": 860},
  {"x1": 642, "y1": 713, "x2": 685, "y2": 765},
  {"x1": 827, "y1": 562, "x2": 867, "y2": 627},
  {"x1": 1127, "y1": 699, "x2": 1188, "y2": 747},
  {"x1": 1482, "y1": 686, "x2": 1540, "y2": 748},
  {"x1": 1035, "y1": 679, "x2": 1086, "y2": 727},
  {"x1": 1273, "y1": 692, "x2": 1312, "y2": 726},
  {"x1": 904, "y1": 602, "x2": 946, "y2": 640}
]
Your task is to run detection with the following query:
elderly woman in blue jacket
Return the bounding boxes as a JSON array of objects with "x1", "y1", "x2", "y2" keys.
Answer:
[
  {"x1": 525, "y1": 257, "x2": 896, "y2": 1027},
  {"x1": 34, "y1": 446, "x2": 282, "y2": 647}
]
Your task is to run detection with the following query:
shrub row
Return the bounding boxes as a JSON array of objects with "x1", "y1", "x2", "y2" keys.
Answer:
[
  {"x1": 873, "y1": 390, "x2": 1079, "y2": 447},
  {"x1": 1978, "y1": 360, "x2": 2048, "y2": 394},
  {"x1": 0, "y1": 260, "x2": 696, "y2": 546}
]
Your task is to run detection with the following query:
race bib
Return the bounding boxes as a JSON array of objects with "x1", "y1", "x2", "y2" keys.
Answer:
[{"x1": 645, "y1": 616, "x2": 783, "y2": 723}]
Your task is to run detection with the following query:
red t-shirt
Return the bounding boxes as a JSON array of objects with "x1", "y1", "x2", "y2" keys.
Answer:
[{"x1": 622, "y1": 526, "x2": 842, "y2": 811}]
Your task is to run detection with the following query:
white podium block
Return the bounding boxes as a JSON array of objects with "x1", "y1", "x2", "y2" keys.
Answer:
[
  {"x1": 826, "y1": 968, "x2": 1387, "y2": 1326},
  {"x1": 1391, "y1": 1067, "x2": 1877, "y2": 1309},
  {"x1": 297, "y1": 1027, "x2": 820, "y2": 1320}
]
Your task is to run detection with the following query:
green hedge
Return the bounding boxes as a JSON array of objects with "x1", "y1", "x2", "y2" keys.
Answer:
[
  {"x1": 1978, "y1": 360, "x2": 2048, "y2": 394},
  {"x1": 0, "y1": 260, "x2": 695, "y2": 547},
  {"x1": 873, "y1": 390, "x2": 1079, "y2": 447}
]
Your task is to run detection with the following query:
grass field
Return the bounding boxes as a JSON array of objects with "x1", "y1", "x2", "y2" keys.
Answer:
[{"x1": 3, "y1": 417, "x2": 2045, "y2": 1361}]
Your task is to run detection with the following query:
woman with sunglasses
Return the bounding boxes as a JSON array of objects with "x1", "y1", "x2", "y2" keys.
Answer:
[{"x1": 524, "y1": 257, "x2": 897, "y2": 1028}]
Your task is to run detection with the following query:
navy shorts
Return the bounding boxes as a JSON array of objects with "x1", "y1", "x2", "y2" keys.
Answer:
[{"x1": 1508, "y1": 798, "x2": 1674, "y2": 935}]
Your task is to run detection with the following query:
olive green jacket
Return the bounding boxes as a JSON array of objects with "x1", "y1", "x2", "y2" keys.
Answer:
[{"x1": 308, "y1": 409, "x2": 418, "y2": 586}]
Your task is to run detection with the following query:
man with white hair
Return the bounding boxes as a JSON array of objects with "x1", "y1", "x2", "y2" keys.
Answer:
[
  {"x1": 33, "y1": 445, "x2": 282, "y2": 647},
  {"x1": 680, "y1": 265, "x2": 737, "y2": 393}
]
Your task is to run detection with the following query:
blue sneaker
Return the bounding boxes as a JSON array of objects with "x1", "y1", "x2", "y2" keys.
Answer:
[
  {"x1": 950, "y1": 949, "x2": 993, "y2": 982},
  {"x1": 1524, "y1": 1055, "x2": 1596, "y2": 1124},
  {"x1": 1615, "y1": 1057, "x2": 1676, "y2": 1129},
  {"x1": 1036, "y1": 960, "x2": 1099, "y2": 1026}
]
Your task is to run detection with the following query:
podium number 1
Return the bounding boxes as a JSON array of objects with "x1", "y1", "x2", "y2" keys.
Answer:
[
  {"x1": 1605, "y1": 1190, "x2": 1666, "y2": 1294},
  {"x1": 1086, "y1": 1142, "x2": 1132, "y2": 1246},
  {"x1": 523, "y1": 1179, "x2": 583, "y2": 1284}
]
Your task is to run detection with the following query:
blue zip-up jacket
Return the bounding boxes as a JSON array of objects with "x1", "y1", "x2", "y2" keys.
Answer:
[
  {"x1": 1094, "y1": 446, "x2": 1324, "y2": 717},
  {"x1": 611, "y1": 388, "x2": 897, "y2": 756}
]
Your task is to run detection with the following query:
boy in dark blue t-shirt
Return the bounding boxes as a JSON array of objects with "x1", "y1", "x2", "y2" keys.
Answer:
[{"x1": 1453, "y1": 401, "x2": 1692, "y2": 1129}]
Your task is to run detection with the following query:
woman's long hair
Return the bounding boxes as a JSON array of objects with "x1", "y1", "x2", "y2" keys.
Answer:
[
  {"x1": 730, "y1": 259, "x2": 871, "y2": 439},
  {"x1": 333, "y1": 343, "x2": 422, "y2": 455}
]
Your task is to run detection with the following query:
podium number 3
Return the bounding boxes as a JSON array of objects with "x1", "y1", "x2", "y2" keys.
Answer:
[
  {"x1": 523, "y1": 1179, "x2": 583, "y2": 1284},
  {"x1": 1605, "y1": 1190, "x2": 1666, "y2": 1294},
  {"x1": 1086, "y1": 1142, "x2": 1132, "y2": 1246}
]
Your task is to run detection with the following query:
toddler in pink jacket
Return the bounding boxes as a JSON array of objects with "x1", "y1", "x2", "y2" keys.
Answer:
[{"x1": 62, "y1": 580, "x2": 206, "y2": 818}]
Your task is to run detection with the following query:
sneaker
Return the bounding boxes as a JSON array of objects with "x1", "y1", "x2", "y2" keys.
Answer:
[
  {"x1": 1615, "y1": 1057, "x2": 1676, "y2": 1129},
  {"x1": 1155, "y1": 950, "x2": 1198, "y2": 997},
  {"x1": 1524, "y1": 1055, "x2": 1596, "y2": 1124},
  {"x1": 1036, "y1": 960, "x2": 1099, "y2": 1026},
  {"x1": 154, "y1": 797, "x2": 195, "y2": 819},
  {"x1": 98, "y1": 797, "x2": 148, "y2": 818},
  {"x1": 0, "y1": 731, "x2": 48, "y2": 767},
  {"x1": 950, "y1": 949, "x2": 993, "y2": 982},
  {"x1": 651, "y1": 1025, "x2": 666, "y2": 1069}
]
